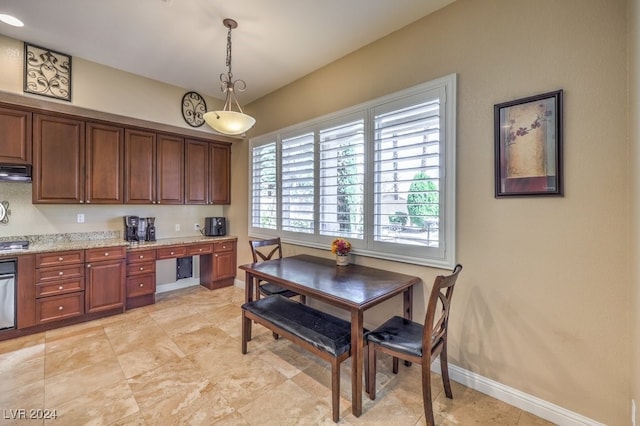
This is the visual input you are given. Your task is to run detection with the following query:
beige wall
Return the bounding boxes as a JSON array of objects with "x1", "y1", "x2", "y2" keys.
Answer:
[
  {"x1": 240, "y1": 0, "x2": 631, "y2": 424},
  {"x1": 0, "y1": 0, "x2": 634, "y2": 423},
  {"x1": 631, "y1": 0, "x2": 640, "y2": 423}
]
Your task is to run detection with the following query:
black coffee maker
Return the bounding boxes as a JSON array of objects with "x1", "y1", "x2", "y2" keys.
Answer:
[{"x1": 124, "y1": 216, "x2": 139, "y2": 242}]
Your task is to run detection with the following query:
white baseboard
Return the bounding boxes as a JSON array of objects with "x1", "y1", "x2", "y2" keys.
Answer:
[{"x1": 433, "y1": 360, "x2": 604, "y2": 426}]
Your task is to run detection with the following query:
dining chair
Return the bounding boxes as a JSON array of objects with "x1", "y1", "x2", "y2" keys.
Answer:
[
  {"x1": 248, "y1": 238, "x2": 306, "y2": 304},
  {"x1": 365, "y1": 264, "x2": 463, "y2": 426}
]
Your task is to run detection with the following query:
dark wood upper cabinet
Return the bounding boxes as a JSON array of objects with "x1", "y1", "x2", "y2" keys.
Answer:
[
  {"x1": 33, "y1": 113, "x2": 85, "y2": 203},
  {"x1": 185, "y1": 139, "x2": 231, "y2": 205},
  {"x1": 156, "y1": 133, "x2": 184, "y2": 204},
  {"x1": 86, "y1": 122, "x2": 124, "y2": 204},
  {"x1": 124, "y1": 128, "x2": 156, "y2": 204},
  {"x1": 0, "y1": 106, "x2": 32, "y2": 164}
]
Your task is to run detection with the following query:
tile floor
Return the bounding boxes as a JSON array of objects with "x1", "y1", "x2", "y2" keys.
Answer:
[{"x1": 0, "y1": 285, "x2": 555, "y2": 425}]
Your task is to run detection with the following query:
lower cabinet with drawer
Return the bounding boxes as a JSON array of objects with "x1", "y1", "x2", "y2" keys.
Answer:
[
  {"x1": 85, "y1": 246, "x2": 127, "y2": 314},
  {"x1": 35, "y1": 250, "x2": 85, "y2": 324},
  {"x1": 126, "y1": 249, "x2": 157, "y2": 309},
  {"x1": 201, "y1": 240, "x2": 237, "y2": 290}
]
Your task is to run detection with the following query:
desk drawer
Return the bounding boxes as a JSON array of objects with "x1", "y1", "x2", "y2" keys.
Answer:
[
  {"x1": 214, "y1": 241, "x2": 235, "y2": 253},
  {"x1": 187, "y1": 243, "x2": 213, "y2": 255},
  {"x1": 126, "y1": 261, "x2": 156, "y2": 276},
  {"x1": 86, "y1": 246, "x2": 126, "y2": 262},
  {"x1": 156, "y1": 246, "x2": 187, "y2": 259},
  {"x1": 36, "y1": 277, "x2": 84, "y2": 298},
  {"x1": 36, "y1": 264, "x2": 84, "y2": 283},
  {"x1": 37, "y1": 292, "x2": 84, "y2": 323},
  {"x1": 126, "y1": 275, "x2": 156, "y2": 298},
  {"x1": 127, "y1": 249, "x2": 157, "y2": 264},
  {"x1": 36, "y1": 250, "x2": 84, "y2": 268}
]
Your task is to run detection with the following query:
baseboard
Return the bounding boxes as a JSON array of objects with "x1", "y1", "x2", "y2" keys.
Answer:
[{"x1": 432, "y1": 360, "x2": 604, "y2": 426}]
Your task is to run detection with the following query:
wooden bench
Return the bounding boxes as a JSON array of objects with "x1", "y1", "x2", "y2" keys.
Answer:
[{"x1": 241, "y1": 294, "x2": 353, "y2": 422}]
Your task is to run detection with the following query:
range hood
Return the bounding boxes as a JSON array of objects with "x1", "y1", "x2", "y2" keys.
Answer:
[{"x1": 0, "y1": 164, "x2": 32, "y2": 182}]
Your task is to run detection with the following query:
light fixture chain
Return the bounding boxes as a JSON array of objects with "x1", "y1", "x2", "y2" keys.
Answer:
[{"x1": 226, "y1": 25, "x2": 233, "y2": 80}]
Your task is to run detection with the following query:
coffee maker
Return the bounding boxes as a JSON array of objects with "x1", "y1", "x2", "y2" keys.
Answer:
[
  {"x1": 145, "y1": 217, "x2": 156, "y2": 241},
  {"x1": 124, "y1": 216, "x2": 140, "y2": 242}
]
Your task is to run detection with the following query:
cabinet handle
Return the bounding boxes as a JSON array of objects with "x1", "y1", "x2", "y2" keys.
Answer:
[
  {"x1": 58, "y1": 271, "x2": 64, "y2": 276},
  {"x1": 58, "y1": 286, "x2": 64, "y2": 290},
  {"x1": 58, "y1": 306, "x2": 64, "y2": 311},
  {"x1": 139, "y1": 283, "x2": 144, "y2": 287}
]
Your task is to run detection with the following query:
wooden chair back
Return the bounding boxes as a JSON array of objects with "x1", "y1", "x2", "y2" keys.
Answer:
[{"x1": 249, "y1": 238, "x2": 283, "y2": 263}]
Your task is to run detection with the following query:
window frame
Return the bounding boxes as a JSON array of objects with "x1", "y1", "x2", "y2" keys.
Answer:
[{"x1": 249, "y1": 74, "x2": 457, "y2": 268}]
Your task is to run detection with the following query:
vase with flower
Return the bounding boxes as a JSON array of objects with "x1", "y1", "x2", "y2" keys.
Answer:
[{"x1": 331, "y1": 238, "x2": 352, "y2": 266}]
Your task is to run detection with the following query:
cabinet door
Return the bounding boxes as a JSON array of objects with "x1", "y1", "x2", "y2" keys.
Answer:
[
  {"x1": 156, "y1": 133, "x2": 184, "y2": 204},
  {"x1": 85, "y1": 258, "x2": 125, "y2": 314},
  {"x1": 0, "y1": 106, "x2": 32, "y2": 164},
  {"x1": 209, "y1": 143, "x2": 231, "y2": 204},
  {"x1": 86, "y1": 122, "x2": 124, "y2": 204},
  {"x1": 124, "y1": 128, "x2": 156, "y2": 204},
  {"x1": 185, "y1": 139, "x2": 209, "y2": 204},
  {"x1": 33, "y1": 114, "x2": 85, "y2": 203},
  {"x1": 214, "y1": 250, "x2": 236, "y2": 280}
]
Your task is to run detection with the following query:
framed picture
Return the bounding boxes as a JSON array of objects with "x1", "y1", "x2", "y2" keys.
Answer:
[
  {"x1": 24, "y1": 42, "x2": 72, "y2": 101},
  {"x1": 494, "y1": 90, "x2": 563, "y2": 197}
]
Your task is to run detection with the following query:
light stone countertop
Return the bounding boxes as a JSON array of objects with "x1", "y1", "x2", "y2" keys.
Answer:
[{"x1": 0, "y1": 232, "x2": 237, "y2": 258}]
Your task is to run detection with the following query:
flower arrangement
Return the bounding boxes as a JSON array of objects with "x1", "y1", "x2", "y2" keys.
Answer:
[{"x1": 331, "y1": 238, "x2": 352, "y2": 256}]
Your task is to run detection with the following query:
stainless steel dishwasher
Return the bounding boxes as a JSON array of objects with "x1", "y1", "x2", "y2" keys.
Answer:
[{"x1": 0, "y1": 259, "x2": 16, "y2": 331}]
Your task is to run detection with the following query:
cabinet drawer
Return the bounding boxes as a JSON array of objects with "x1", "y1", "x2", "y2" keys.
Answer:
[
  {"x1": 127, "y1": 249, "x2": 157, "y2": 263},
  {"x1": 36, "y1": 292, "x2": 84, "y2": 324},
  {"x1": 214, "y1": 241, "x2": 235, "y2": 253},
  {"x1": 126, "y1": 275, "x2": 156, "y2": 298},
  {"x1": 156, "y1": 246, "x2": 187, "y2": 259},
  {"x1": 126, "y1": 261, "x2": 156, "y2": 276},
  {"x1": 36, "y1": 250, "x2": 84, "y2": 268},
  {"x1": 187, "y1": 243, "x2": 213, "y2": 255},
  {"x1": 86, "y1": 246, "x2": 126, "y2": 262},
  {"x1": 36, "y1": 264, "x2": 84, "y2": 283},
  {"x1": 36, "y1": 277, "x2": 84, "y2": 298}
]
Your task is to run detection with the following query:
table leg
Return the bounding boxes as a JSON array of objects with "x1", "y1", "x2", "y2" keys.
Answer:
[
  {"x1": 350, "y1": 309, "x2": 364, "y2": 417},
  {"x1": 244, "y1": 272, "x2": 255, "y2": 341},
  {"x1": 403, "y1": 286, "x2": 414, "y2": 367}
]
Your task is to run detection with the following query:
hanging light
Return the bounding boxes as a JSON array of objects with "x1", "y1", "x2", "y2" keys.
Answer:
[{"x1": 203, "y1": 18, "x2": 256, "y2": 136}]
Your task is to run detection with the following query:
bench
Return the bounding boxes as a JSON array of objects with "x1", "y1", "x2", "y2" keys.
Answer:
[{"x1": 241, "y1": 294, "x2": 353, "y2": 422}]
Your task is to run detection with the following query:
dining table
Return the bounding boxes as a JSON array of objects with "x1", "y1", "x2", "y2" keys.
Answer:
[{"x1": 239, "y1": 254, "x2": 422, "y2": 417}]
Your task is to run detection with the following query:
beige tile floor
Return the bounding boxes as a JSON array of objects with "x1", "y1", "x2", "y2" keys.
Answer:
[{"x1": 0, "y1": 285, "x2": 555, "y2": 425}]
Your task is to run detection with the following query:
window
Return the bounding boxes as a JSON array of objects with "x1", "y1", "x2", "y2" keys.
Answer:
[{"x1": 249, "y1": 74, "x2": 456, "y2": 268}]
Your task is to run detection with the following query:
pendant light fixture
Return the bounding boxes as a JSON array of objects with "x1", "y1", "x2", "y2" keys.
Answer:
[{"x1": 203, "y1": 18, "x2": 256, "y2": 136}]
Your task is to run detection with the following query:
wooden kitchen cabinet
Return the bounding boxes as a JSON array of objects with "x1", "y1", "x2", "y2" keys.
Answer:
[
  {"x1": 33, "y1": 113, "x2": 85, "y2": 203},
  {"x1": 200, "y1": 240, "x2": 236, "y2": 289},
  {"x1": 85, "y1": 122, "x2": 124, "y2": 203},
  {"x1": 124, "y1": 130, "x2": 184, "y2": 204},
  {"x1": 0, "y1": 106, "x2": 32, "y2": 164},
  {"x1": 185, "y1": 139, "x2": 231, "y2": 205},
  {"x1": 125, "y1": 249, "x2": 157, "y2": 309},
  {"x1": 85, "y1": 247, "x2": 126, "y2": 314}
]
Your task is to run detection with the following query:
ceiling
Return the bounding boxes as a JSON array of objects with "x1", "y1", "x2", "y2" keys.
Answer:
[{"x1": 0, "y1": 0, "x2": 454, "y2": 104}]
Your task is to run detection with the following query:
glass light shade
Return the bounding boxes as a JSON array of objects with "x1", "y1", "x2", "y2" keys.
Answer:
[{"x1": 203, "y1": 110, "x2": 256, "y2": 136}]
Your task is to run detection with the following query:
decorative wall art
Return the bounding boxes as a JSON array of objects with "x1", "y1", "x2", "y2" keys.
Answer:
[
  {"x1": 494, "y1": 90, "x2": 563, "y2": 197},
  {"x1": 23, "y1": 43, "x2": 72, "y2": 101},
  {"x1": 181, "y1": 91, "x2": 207, "y2": 127}
]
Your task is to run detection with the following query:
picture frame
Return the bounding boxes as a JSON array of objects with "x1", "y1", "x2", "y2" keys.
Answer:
[
  {"x1": 24, "y1": 42, "x2": 72, "y2": 102},
  {"x1": 494, "y1": 90, "x2": 563, "y2": 197}
]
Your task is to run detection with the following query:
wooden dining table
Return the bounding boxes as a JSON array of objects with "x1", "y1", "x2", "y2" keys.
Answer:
[{"x1": 239, "y1": 254, "x2": 422, "y2": 417}]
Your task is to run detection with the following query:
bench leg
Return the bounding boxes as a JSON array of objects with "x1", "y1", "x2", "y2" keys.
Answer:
[
  {"x1": 331, "y1": 359, "x2": 340, "y2": 422},
  {"x1": 368, "y1": 342, "x2": 377, "y2": 400},
  {"x1": 241, "y1": 310, "x2": 252, "y2": 354}
]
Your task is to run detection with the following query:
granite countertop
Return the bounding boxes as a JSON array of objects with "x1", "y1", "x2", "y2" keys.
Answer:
[{"x1": 0, "y1": 232, "x2": 237, "y2": 258}]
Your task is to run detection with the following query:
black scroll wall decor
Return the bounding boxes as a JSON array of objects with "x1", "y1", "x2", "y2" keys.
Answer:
[
  {"x1": 24, "y1": 42, "x2": 72, "y2": 101},
  {"x1": 181, "y1": 91, "x2": 207, "y2": 127}
]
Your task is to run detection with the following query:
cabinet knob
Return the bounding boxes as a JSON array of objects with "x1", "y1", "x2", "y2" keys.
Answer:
[
  {"x1": 58, "y1": 271, "x2": 64, "y2": 276},
  {"x1": 139, "y1": 283, "x2": 144, "y2": 287},
  {"x1": 87, "y1": 264, "x2": 92, "y2": 268},
  {"x1": 58, "y1": 286, "x2": 64, "y2": 290},
  {"x1": 222, "y1": 245, "x2": 226, "y2": 249},
  {"x1": 215, "y1": 254, "x2": 218, "y2": 258},
  {"x1": 139, "y1": 255, "x2": 144, "y2": 259},
  {"x1": 170, "y1": 251, "x2": 174, "y2": 255},
  {"x1": 104, "y1": 252, "x2": 110, "y2": 256},
  {"x1": 139, "y1": 267, "x2": 144, "y2": 271},
  {"x1": 58, "y1": 257, "x2": 64, "y2": 261},
  {"x1": 198, "y1": 248, "x2": 202, "y2": 252},
  {"x1": 58, "y1": 306, "x2": 64, "y2": 311},
  {"x1": 86, "y1": 200, "x2": 91, "y2": 204},
  {"x1": 79, "y1": 200, "x2": 84, "y2": 204}
]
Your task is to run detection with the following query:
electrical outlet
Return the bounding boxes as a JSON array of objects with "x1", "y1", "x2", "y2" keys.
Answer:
[
  {"x1": 194, "y1": 223, "x2": 200, "y2": 231},
  {"x1": 175, "y1": 224, "x2": 180, "y2": 232},
  {"x1": 77, "y1": 213, "x2": 84, "y2": 223}
]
